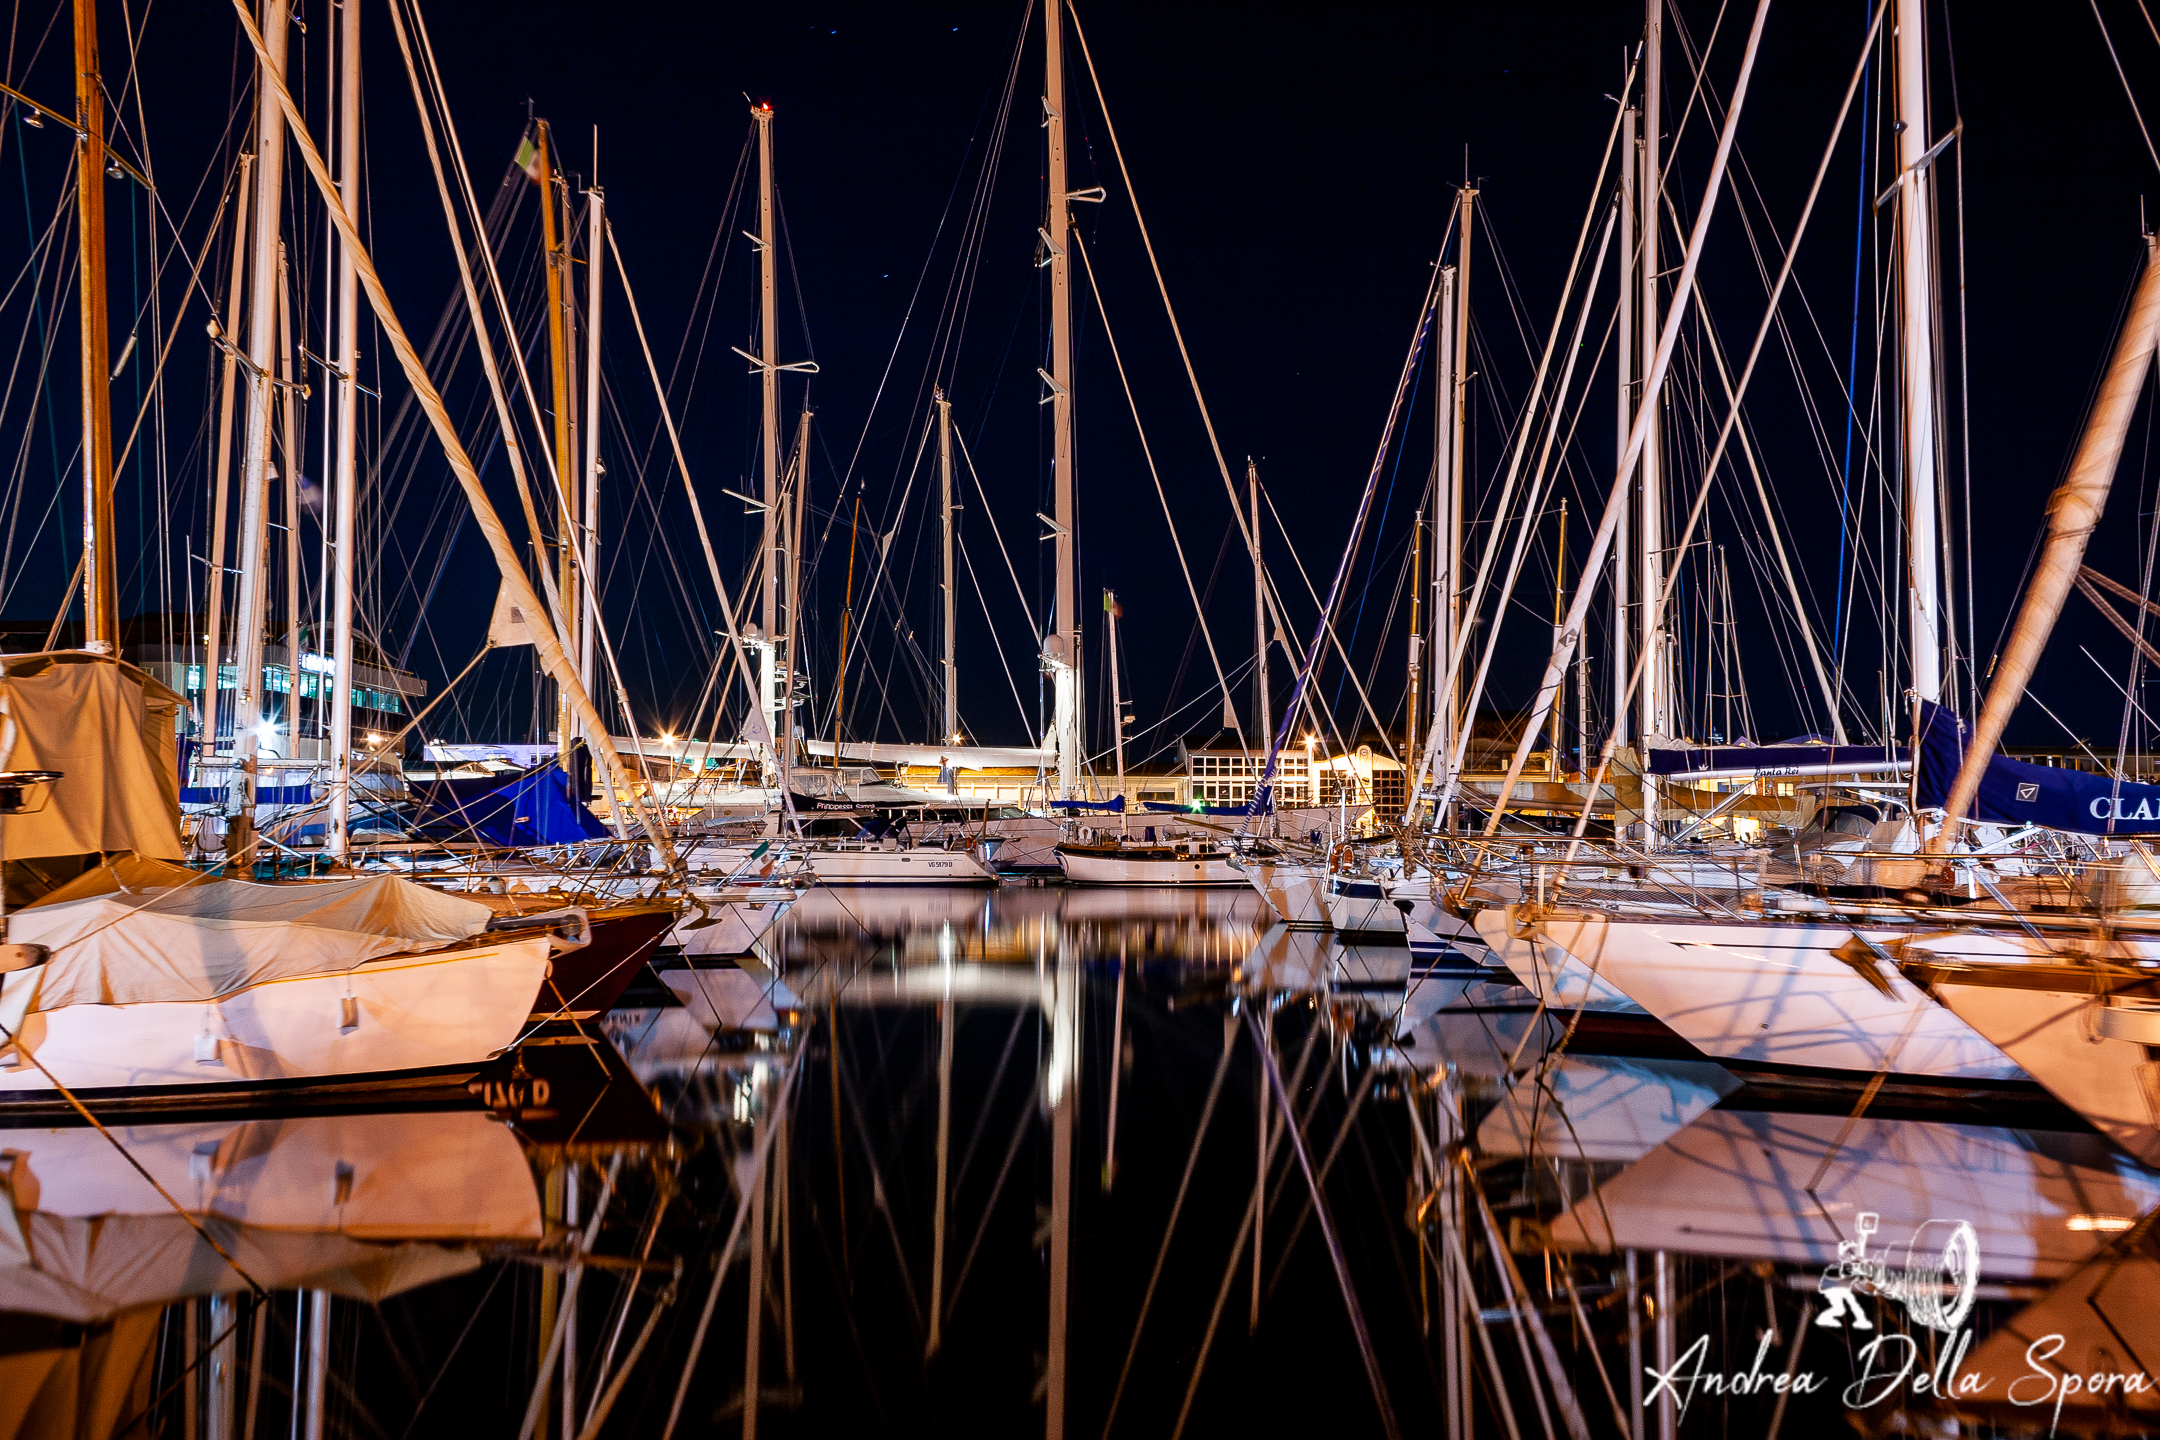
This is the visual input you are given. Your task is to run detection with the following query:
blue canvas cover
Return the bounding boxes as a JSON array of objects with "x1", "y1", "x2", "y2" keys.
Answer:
[
  {"x1": 1143, "y1": 800, "x2": 1267, "y2": 817},
  {"x1": 1051, "y1": 795, "x2": 1125, "y2": 813},
  {"x1": 413, "y1": 761, "x2": 609, "y2": 846},
  {"x1": 1913, "y1": 699, "x2": 2160, "y2": 834}
]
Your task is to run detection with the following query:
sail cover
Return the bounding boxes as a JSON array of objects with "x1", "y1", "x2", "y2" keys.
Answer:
[
  {"x1": 6, "y1": 861, "x2": 492, "y2": 1010},
  {"x1": 1913, "y1": 699, "x2": 2160, "y2": 833},
  {"x1": 1643, "y1": 740, "x2": 1907, "y2": 778},
  {"x1": 0, "y1": 652, "x2": 184, "y2": 861}
]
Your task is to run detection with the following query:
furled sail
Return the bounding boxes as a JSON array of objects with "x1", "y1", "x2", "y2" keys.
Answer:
[{"x1": 1914, "y1": 699, "x2": 2160, "y2": 834}]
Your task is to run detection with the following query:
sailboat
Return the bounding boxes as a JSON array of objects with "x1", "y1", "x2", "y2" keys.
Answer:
[
  {"x1": 1438, "y1": 0, "x2": 2155, "y2": 1089},
  {"x1": 1056, "y1": 592, "x2": 1248, "y2": 885}
]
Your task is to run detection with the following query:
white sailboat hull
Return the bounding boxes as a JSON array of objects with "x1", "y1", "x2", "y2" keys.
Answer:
[
  {"x1": 1243, "y1": 859, "x2": 1330, "y2": 927},
  {"x1": 0, "y1": 940, "x2": 550, "y2": 1099},
  {"x1": 1917, "y1": 938, "x2": 2160, "y2": 1167},
  {"x1": 806, "y1": 847, "x2": 996, "y2": 886},
  {"x1": 673, "y1": 888, "x2": 796, "y2": 956},
  {"x1": 1474, "y1": 906, "x2": 1645, "y2": 1011},
  {"x1": 1325, "y1": 875, "x2": 1409, "y2": 936},
  {"x1": 1499, "y1": 907, "x2": 2023, "y2": 1080},
  {"x1": 1056, "y1": 848, "x2": 1243, "y2": 886}
]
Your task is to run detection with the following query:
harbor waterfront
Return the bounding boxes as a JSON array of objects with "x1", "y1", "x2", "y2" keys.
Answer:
[
  {"x1": 7, "y1": 884, "x2": 2150, "y2": 1437},
  {"x1": 5, "y1": 0, "x2": 2160, "y2": 1432}
]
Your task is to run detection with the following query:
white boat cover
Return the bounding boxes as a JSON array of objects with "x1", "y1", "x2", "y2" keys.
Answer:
[
  {"x1": 8, "y1": 858, "x2": 491, "y2": 1010},
  {"x1": 0, "y1": 651, "x2": 184, "y2": 861}
]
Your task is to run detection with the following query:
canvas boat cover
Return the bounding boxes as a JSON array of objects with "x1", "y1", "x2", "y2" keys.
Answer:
[
  {"x1": 0, "y1": 652, "x2": 183, "y2": 861},
  {"x1": 4, "y1": 855, "x2": 491, "y2": 1011}
]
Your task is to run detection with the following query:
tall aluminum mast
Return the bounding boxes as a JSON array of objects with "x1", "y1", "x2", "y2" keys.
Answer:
[
  {"x1": 1896, "y1": 0, "x2": 1943, "y2": 702},
  {"x1": 1445, "y1": 189, "x2": 1472, "y2": 795},
  {"x1": 1250, "y1": 460, "x2": 1270, "y2": 756},
  {"x1": 938, "y1": 388, "x2": 957, "y2": 743},
  {"x1": 1044, "y1": 3, "x2": 1079, "y2": 798},
  {"x1": 1638, "y1": 0, "x2": 1667, "y2": 844},
  {"x1": 229, "y1": 0, "x2": 290, "y2": 866},
  {"x1": 1429, "y1": 263, "x2": 1456, "y2": 802},
  {"x1": 326, "y1": 0, "x2": 360, "y2": 858},
  {"x1": 753, "y1": 101, "x2": 784, "y2": 780}
]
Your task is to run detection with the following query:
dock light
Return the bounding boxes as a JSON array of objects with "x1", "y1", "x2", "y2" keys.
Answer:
[{"x1": 2068, "y1": 1214, "x2": 2136, "y2": 1232}]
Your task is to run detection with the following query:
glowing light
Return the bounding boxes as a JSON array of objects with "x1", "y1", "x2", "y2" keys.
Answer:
[{"x1": 2068, "y1": 1214, "x2": 2136, "y2": 1232}]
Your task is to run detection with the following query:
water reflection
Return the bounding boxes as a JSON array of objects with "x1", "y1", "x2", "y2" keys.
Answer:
[{"x1": 0, "y1": 883, "x2": 2155, "y2": 1436}]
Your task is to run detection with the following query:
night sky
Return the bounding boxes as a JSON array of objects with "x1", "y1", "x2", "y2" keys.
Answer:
[{"x1": 10, "y1": 0, "x2": 2160, "y2": 765}]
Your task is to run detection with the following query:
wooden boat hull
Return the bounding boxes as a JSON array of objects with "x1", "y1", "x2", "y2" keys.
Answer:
[{"x1": 534, "y1": 906, "x2": 678, "y2": 1020}]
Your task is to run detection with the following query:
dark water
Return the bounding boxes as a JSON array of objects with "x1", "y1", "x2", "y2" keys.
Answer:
[{"x1": 1, "y1": 885, "x2": 2152, "y2": 1437}]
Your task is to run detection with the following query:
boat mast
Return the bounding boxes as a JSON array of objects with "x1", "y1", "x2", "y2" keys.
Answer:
[
  {"x1": 1639, "y1": 0, "x2": 1666, "y2": 843},
  {"x1": 199, "y1": 154, "x2": 252, "y2": 777},
  {"x1": 1105, "y1": 590, "x2": 1125, "y2": 813},
  {"x1": 326, "y1": 0, "x2": 358, "y2": 858},
  {"x1": 1044, "y1": 2, "x2": 1080, "y2": 799},
  {"x1": 1447, "y1": 189, "x2": 1472, "y2": 809},
  {"x1": 535, "y1": 121, "x2": 578, "y2": 757},
  {"x1": 1552, "y1": 499, "x2": 1568, "y2": 764},
  {"x1": 582, "y1": 174, "x2": 604, "y2": 705},
  {"x1": 938, "y1": 387, "x2": 956, "y2": 743},
  {"x1": 1614, "y1": 98, "x2": 1635, "y2": 762},
  {"x1": 782, "y1": 407, "x2": 808, "y2": 797},
  {"x1": 1895, "y1": 0, "x2": 1943, "y2": 704},
  {"x1": 1250, "y1": 459, "x2": 1270, "y2": 762},
  {"x1": 229, "y1": 0, "x2": 290, "y2": 864},
  {"x1": 1429, "y1": 262, "x2": 1456, "y2": 806},
  {"x1": 753, "y1": 100, "x2": 783, "y2": 785},
  {"x1": 74, "y1": 0, "x2": 116, "y2": 651}
]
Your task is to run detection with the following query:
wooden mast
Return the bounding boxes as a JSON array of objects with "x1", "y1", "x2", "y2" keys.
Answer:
[
  {"x1": 534, "y1": 121, "x2": 578, "y2": 757},
  {"x1": 74, "y1": 0, "x2": 116, "y2": 650}
]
